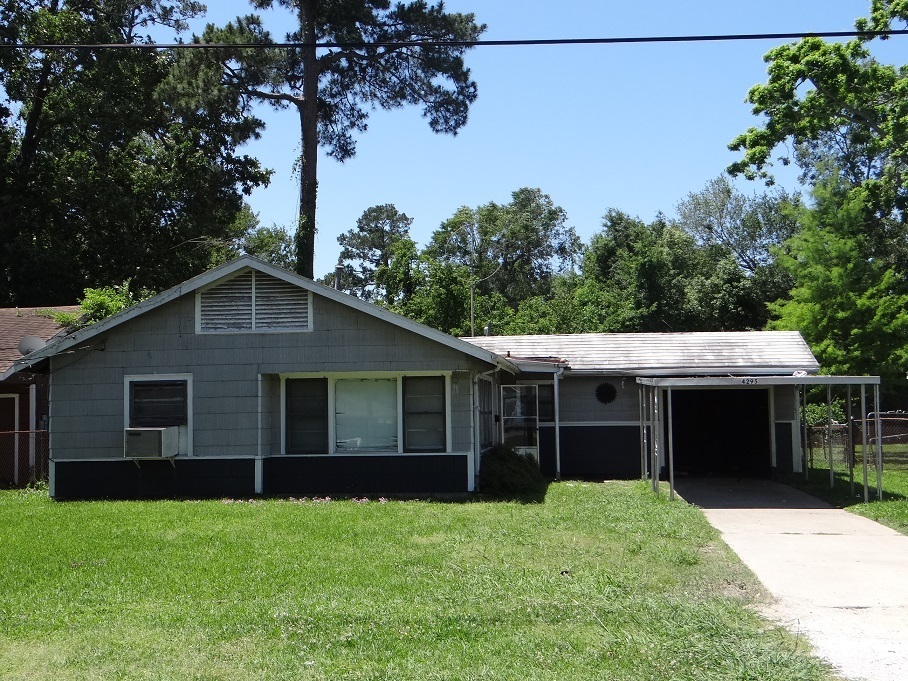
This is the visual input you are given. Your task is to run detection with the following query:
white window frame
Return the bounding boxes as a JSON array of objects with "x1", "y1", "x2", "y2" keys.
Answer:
[
  {"x1": 124, "y1": 374, "x2": 193, "y2": 456},
  {"x1": 476, "y1": 374, "x2": 497, "y2": 452},
  {"x1": 195, "y1": 270, "x2": 313, "y2": 334},
  {"x1": 280, "y1": 372, "x2": 452, "y2": 456}
]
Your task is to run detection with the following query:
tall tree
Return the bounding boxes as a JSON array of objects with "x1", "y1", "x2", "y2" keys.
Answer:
[
  {"x1": 336, "y1": 203, "x2": 412, "y2": 302},
  {"x1": 729, "y1": 2, "x2": 908, "y2": 401},
  {"x1": 674, "y1": 176, "x2": 799, "y2": 275},
  {"x1": 0, "y1": 1, "x2": 269, "y2": 305},
  {"x1": 178, "y1": 1, "x2": 485, "y2": 279},
  {"x1": 769, "y1": 177, "x2": 908, "y2": 400},
  {"x1": 728, "y1": 3, "x2": 908, "y2": 221},
  {"x1": 427, "y1": 188, "x2": 582, "y2": 308},
  {"x1": 584, "y1": 210, "x2": 767, "y2": 332}
]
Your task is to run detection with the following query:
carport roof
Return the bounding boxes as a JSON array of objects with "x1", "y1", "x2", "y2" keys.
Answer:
[
  {"x1": 636, "y1": 375, "x2": 880, "y2": 387},
  {"x1": 462, "y1": 331, "x2": 820, "y2": 376}
]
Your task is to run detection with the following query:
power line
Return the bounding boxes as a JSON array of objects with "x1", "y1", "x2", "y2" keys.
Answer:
[{"x1": 1, "y1": 29, "x2": 906, "y2": 51}]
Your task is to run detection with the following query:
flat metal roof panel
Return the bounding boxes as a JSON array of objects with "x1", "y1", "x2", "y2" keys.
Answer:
[{"x1": 462, "y1": 331, "x2": 820, "y2": 376}]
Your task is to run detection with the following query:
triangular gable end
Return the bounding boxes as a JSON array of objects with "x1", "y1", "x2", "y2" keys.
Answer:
[{"x1": 4, "y1": 256, "x2": 516, "y2": 378}]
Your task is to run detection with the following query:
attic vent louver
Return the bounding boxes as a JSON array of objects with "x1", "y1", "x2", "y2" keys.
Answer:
[
  {"x1": 199, "y1": 270, "x2": 310, "y2": 333},
  {"x1": 255, "y1": 275, "x2": 309, "y2": 330},
  {"x1": 200, "y1": 271, "x2": 253, "y2": 331}
]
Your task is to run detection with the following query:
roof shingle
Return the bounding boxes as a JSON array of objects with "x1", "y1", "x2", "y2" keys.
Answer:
[{"x1": 0, "y1": 307, "x2": 79, "y2": 374}]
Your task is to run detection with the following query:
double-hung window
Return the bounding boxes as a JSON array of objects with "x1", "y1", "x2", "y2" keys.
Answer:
[
  {"x1": 285, "y1": 378, "x2": 329, "y2": 454},
  {"x1": 402, "y1": 376, "x2": 445, "y2": 452}
]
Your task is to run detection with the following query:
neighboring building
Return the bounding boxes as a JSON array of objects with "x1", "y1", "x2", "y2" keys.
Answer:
[
  {"x1": 3, "y1": 256, "x2": 870, "y2": 499},
  {"x1": 0, "y1": 305, "x2": 79, "y2": 484}
]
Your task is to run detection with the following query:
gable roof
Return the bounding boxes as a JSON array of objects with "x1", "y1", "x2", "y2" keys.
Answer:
[
  {"x1": 0, "y1": 306, "x2": 80, "y2": 376},
  {"x1": 2, "y1": 257, "x2": 517, "y2": 379},
  {"x1": 461, "y1": 331, "x2": 820, "y2": 376}
]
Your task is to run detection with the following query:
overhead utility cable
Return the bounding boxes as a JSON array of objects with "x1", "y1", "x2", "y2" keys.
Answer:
[{"x1": 1, "y1": 29, "x2": 907, "y2": 51}]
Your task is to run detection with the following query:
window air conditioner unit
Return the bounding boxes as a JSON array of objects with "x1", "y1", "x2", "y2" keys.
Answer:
[{"x1": 124, "y1": 427, "x2": 179, "y2": 458}]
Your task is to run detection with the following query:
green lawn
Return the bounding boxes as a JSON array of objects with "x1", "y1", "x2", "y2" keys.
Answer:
[
  {"x1": 0, "y1": 482, "x2": 836, "y2": 680},
  {"x1": 786, "y1": 442, "x2": 908, "y2": 534}
]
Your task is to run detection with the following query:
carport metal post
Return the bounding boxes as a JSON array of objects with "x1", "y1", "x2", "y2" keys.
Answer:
[
  {"x1": 651, "y1": 387, "x2": 660, "y2": 494},
  {"x1": 801, "y1": 386, "x2": 810, "y2": 481},
  {"x1": 827, "y1": 384, "x2": 834, "y2": 490},
  {"x1": 667, "y1": 387, "x2": 676, "y2": 501},
  {"x1": 641, "y1": 385, "x2": 652, "y2": 482},
  {"x1": 638, "y1": 385, "x2": 644, "y2": 480},
  {"x1": 847, "y1": 385, "x2": 854, "y2": 497},
  {"x1": 875, "y1": 384, "x2": 883, "y2": 501},
  {"x1": 861, "y1": 386, "x2": 869, "y2": 503}
]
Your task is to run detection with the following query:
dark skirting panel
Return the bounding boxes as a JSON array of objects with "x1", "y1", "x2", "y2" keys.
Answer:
[
  {"x1": 264, "y1": 454, "x2": 468, "y2": 495},
  {"x1": 52, "y1": 458, "x2": 255, "y2": 500},
  {"x1": 557, "y1": 425, "x2": 642, "y2": 480},
  {"x1": 538, "y1": 426, "x2": 557, "y2": 478}
]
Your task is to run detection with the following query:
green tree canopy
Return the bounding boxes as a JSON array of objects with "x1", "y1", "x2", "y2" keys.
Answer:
[
  {"x1": 336, "y1": 204, "x2": 413, "y2": 303},
  {"x1": 582, "y1": 210, "x2": 767, "y2": 332},
  {"x1": 674, "y1": 176, "x2": 800, "y2": 275},
  {"x1": 769, "y1": 177, "x2": 908, "y2": 400},
  {"x1": 174, "y1": 0, "x2": 485, "y2": 278},
  {"x1": 0, "y1": 1, "x2": 269, "y2": 306},
  {"x1": 427, "y1": 188, "x2": 582, "y2": 309},
  {"x1": 728, "y1": 3, "x2": 908, "y2": 221}
]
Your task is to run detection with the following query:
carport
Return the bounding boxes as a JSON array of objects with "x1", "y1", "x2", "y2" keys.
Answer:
[{"x1": 636, "y1": 375, "x2": 883, "y2": 501}]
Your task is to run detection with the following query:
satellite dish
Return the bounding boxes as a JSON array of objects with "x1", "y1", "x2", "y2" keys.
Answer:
[{"x1": 18, "y1": 336, "x2": 46, "y2": 356}]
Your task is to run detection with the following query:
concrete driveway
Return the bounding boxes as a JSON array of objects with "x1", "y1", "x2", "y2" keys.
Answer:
[{"x1": 675, "y1": 478, "x2": 908, "y2": 681}]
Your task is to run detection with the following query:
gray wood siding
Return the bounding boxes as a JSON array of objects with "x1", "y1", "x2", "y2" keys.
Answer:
[
  {"x1": 50, "y1": 292, "x2": 492, "y2": 460},
  {"x1": 773, "y1": 385, "x2": 798, "y2": 421},
  {"x1": 558, "y1": 376, "x2": 640, "y2": 423},
  {"x1": 262, "y1": 374, "x2": 280, "y2": 455}
]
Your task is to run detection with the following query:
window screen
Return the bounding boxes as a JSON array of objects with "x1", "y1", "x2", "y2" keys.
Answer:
[
  {"x1": 537, "y1": 384, "x2": 555, "y2": 422},
  {"x1": 403, "y1": 376, "x2": 446, "y2": 452},
  {"x1": 335, "y1": 378, "x2": 397, "y2": 451},
  {"x1": 129, "y1": 381, "x2": 188, "y2": 427},
  {"x1": 285, "y1": 378, "x2": 329, "y2": 454}
]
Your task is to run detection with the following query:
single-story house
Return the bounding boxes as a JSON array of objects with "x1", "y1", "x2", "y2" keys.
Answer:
[
  {"x1": 1, "y1": 305, "x2": 79, "y2": 485},
  {"x1": 1, "y1": 256, "x2": 879, "y2": 499}
]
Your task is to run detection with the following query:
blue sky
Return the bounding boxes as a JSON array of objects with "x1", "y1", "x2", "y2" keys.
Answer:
[{"x1": 182, "y1": 1, "x2": 906, "y2": 278}]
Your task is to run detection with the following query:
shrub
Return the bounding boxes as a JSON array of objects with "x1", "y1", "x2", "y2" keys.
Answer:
[
  {"x1": 802, "y1": 400, "x2": 847, "y2": 426},
  {"x1": 478, "y1": 445, "x2": 546, "y2": 496},
  {"x1": 41, "y1": 279, "x2": 153, "y2": 332}
]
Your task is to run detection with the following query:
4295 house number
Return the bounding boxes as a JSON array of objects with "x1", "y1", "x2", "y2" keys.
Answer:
[{"x1": 740, "y1": 378, "x2": 759, "y2": 385}]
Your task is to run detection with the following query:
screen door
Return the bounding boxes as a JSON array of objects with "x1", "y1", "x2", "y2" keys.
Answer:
[{"x1": 501, "y1": 385, "x2": 539, "y2": 461}]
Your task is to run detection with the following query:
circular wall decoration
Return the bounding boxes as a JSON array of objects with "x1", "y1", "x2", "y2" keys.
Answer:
[{"x1": 595, "y1": 382, "x2": 618, "y2": 405}]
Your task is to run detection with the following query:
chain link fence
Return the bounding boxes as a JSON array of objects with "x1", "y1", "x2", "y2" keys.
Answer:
[
  {"x1": 0, "y1": 431, "x2": 49, "y2": 487},
  {"x1": 804, "y1": 414, "x2": 908, "y2": 497}
]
